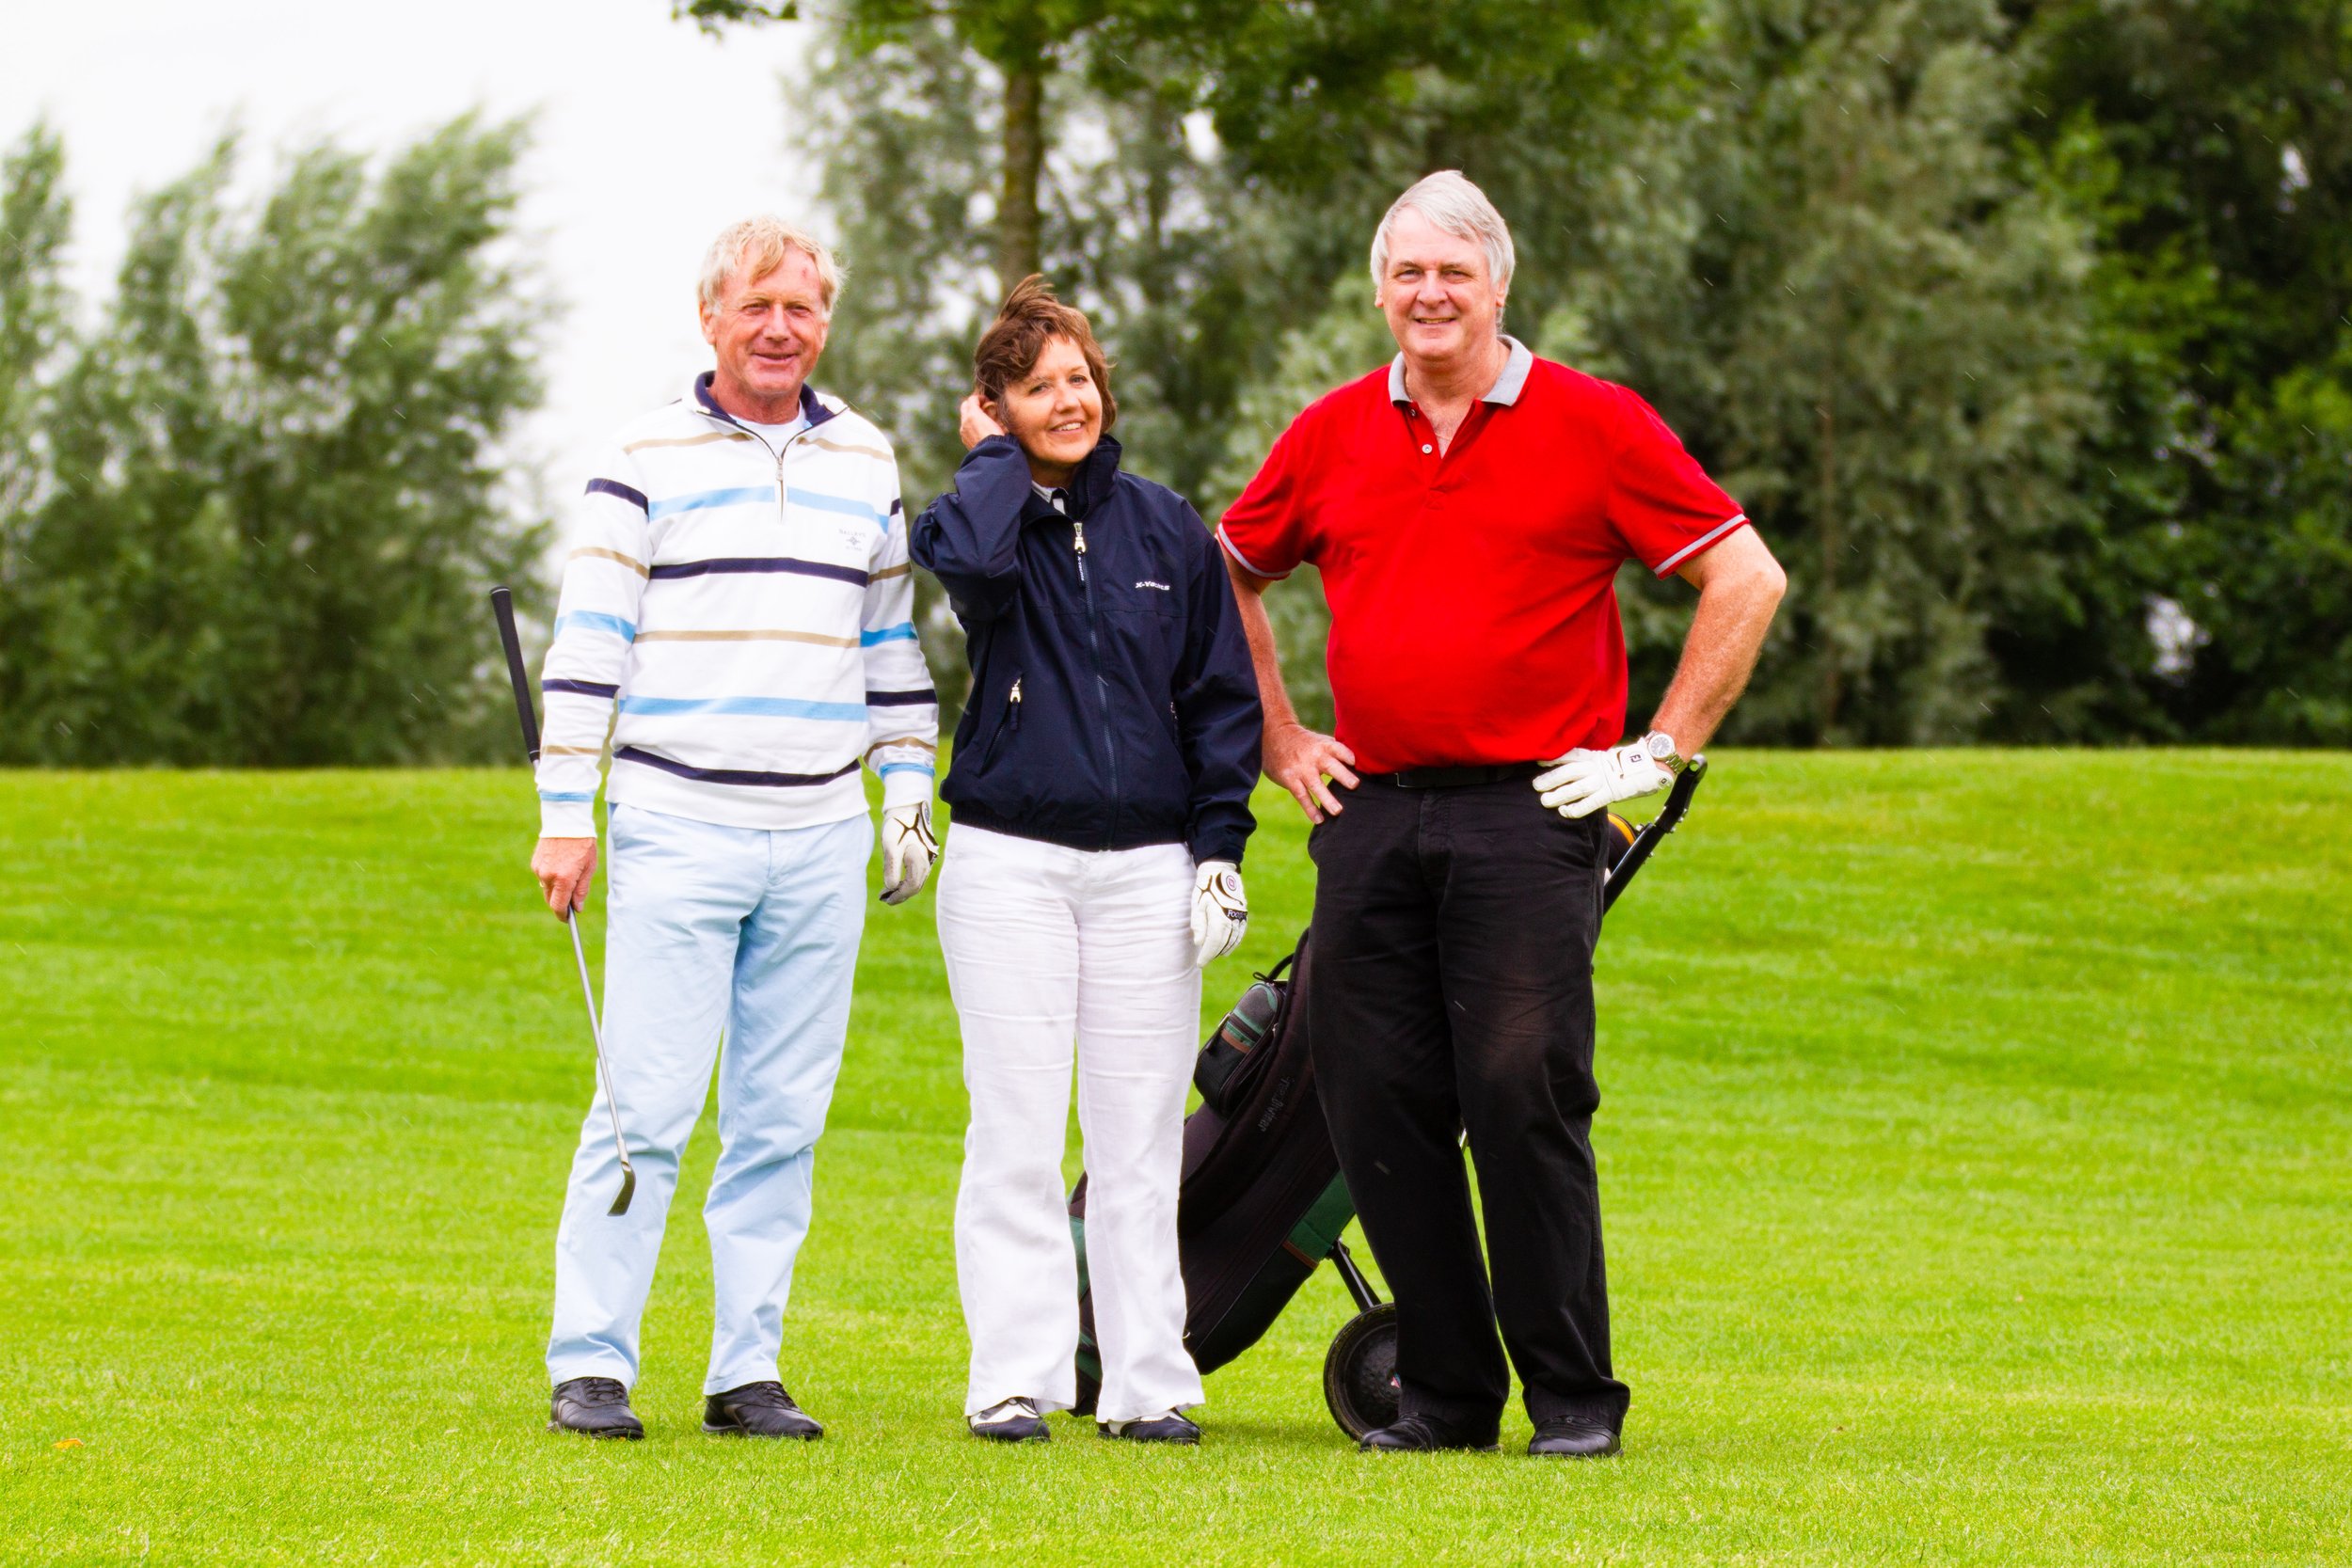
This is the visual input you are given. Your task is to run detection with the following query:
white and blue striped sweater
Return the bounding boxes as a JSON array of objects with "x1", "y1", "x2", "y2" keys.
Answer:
[{"x1": 534, "y1": 375, "x2": 938, "y2": 836}]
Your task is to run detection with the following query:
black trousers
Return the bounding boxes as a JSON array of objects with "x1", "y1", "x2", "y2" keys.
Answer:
[{"x1": 1307, "y1": 775, "x2": 1629, "y2": 1437}]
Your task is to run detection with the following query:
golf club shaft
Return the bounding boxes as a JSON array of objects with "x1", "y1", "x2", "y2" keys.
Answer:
[
  {"x1": 568, "y1": 908, "x2": 633, "y2": 1185},
  {"x1": 490, "y1": 585, "x2": 636, "y2": 1213}
]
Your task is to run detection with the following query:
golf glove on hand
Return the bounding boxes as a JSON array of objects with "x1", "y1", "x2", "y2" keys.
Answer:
[
  {"x1": 1191, "y1": 860, "x2": 1248, "y2": 968},
  {"x1": 1535, "y1": 742, "x2": 1674, "y2": 819},
  {"x1": 880, "y1": 800, "x2": 939, "y2": 905}
]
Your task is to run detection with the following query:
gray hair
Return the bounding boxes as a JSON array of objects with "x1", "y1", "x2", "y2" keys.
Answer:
[
  {"x1": 698, "y1": 215, "x2": 844, "y2": 315},
  {"x1": 1368, "y1": 170, "x2": 1516, "y2": 295}
]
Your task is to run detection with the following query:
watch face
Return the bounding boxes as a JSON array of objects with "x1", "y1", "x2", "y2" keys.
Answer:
[{"x1": 1645, "y1": 733, "x2": 1676, "y2": 761}]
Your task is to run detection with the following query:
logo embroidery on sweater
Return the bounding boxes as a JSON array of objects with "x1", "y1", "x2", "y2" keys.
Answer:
[{"x1": 1136, "y1": 579, "x2": 1170, "y2": 592}]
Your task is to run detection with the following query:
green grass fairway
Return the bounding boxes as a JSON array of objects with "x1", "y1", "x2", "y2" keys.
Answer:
[{"x1": 4, "y1": 753, "x2": 2348, "y2": 1564}]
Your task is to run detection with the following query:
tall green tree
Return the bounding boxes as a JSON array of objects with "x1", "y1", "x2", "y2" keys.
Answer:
[
  {"x1": 682, "y1": 2, "x2": 1679, "y2": 297},
  {"x1": 679, "y1": 0, "x2": 1135, "y2": 292},
  {"x1": 789, "y1": 17, "x2": 1270, "y2": 706},
  {"x1": 0, "y1": 117, "x2": 553, "y2": 765}
]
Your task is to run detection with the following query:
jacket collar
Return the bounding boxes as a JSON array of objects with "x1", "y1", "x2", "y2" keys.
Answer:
[
  {"x1": 691, "y1": 372, "x2": 835, "y2": 431},
  {"x1": 1061, "y1": 435, "x2": 1123, "y2": 518}
]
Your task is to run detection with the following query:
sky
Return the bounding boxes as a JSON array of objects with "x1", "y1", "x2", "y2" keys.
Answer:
[{"x1": 2, "y1": 0, "x2": 822, "y2": 483}]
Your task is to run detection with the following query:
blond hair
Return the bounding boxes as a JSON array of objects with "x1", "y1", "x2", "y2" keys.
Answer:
[{"x1": 698, "y1": 215, "x2": 844, "y2": 315}]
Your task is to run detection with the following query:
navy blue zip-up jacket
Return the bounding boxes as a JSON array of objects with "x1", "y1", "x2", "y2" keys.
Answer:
[{"x1": 912, "y1": 434, "x2": 1262, "y2": 865}]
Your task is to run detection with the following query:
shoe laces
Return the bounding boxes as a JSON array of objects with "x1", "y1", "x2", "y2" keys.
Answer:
[
  {"x1": 569, "y1": 1377, "x2": 628, "y2": 1407},
  {"x1": 719, "y1": 1380, "x2": 793, "y2": 1408},
  {"x1": 975, "y1": 1398, "x2": 1040, "y2": 1423}
]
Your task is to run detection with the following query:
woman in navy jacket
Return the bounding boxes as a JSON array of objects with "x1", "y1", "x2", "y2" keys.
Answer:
[{"x1": 913, "y1": 277, "x2": 1261, "y2": 1446}]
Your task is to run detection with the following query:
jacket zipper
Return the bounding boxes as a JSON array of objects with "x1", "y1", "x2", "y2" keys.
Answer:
[
  {"x1": 1073, "y1": 515, "x2": 1120, "y2": 847},
  {"x1": 1009, "y1": 676, "x2": 1023, "y2": 731}
]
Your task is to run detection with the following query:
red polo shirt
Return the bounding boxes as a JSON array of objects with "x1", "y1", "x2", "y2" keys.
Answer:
[{"x1": 1218, "y1": 340, "x2": 1748, "y2": 774}]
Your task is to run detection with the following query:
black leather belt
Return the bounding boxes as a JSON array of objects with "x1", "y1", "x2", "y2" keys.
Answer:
[{"x1": 1366, "y1": 762, "x2": 1543, "y2": 789}]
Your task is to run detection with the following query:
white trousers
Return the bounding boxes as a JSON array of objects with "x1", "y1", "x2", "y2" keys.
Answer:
[{"x1": 935, "y1": 824, "x2": 1205, "y2": 1422}]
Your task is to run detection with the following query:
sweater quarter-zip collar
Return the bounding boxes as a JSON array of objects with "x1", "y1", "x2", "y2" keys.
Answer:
[{"x1": 690, "y1": 372, "x2": 836, "y2": 433}]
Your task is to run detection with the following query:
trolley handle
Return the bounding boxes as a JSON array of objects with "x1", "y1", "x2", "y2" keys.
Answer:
[{"x1": 1601, "y1": 754, "x2": 1707, "y2": 912}]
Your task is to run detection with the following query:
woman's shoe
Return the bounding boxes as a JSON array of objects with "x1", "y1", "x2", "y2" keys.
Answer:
[
  {"x1": 969, "y1": 1398, "x2": 1051, "y2": 1442},
  {"x1": 1098, "y1": 1411, "x2": 1200, "y2": 1445}
]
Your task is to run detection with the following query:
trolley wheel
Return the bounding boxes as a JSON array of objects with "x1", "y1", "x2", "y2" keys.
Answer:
[{"x1": 1322, "y1": 1302, "x2": 1400, "y2": 1440}]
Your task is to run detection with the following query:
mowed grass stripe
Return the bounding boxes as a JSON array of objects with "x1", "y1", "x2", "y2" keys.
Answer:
[{"x1": 2, "y1": 754, "x2": 2347, "y2": 1564}]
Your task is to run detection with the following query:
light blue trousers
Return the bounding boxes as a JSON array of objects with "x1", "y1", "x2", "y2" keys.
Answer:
[{"x1": 546, "y1": 803, "x2": 872, "y2": 1394}]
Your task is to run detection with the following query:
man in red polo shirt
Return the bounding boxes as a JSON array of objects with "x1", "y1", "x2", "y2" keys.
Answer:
[{"x1": 1221, "y1": 170, "x2": 1785, "y2": 1460}]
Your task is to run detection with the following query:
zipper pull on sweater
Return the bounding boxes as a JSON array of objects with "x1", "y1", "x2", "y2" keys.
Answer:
[{"x1": 1073, "y1": 518, "x2": 1089, "y2": 583}]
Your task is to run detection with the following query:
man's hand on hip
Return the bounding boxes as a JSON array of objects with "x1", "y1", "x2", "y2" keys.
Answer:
[
  {"x1": 1191, "y1": 860, "x2": 1248, "y2": 968},
  {"x1": 1265, "y1": 721, "x2": 1359, "y2": 824},
  {"x1": 1534, "y1": 742, "x2": 1674, "y2": 819},
  {"x1": 880, "y1": 800, "x2": 939, "y2": 905},
  {"x1": 532, "y1": 836, "x2": 599, "y2": 918}
]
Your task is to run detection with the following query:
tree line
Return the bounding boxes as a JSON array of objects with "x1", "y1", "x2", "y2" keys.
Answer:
[
  {"x1": 0, "y1": 118, "x2": 548, "y2": 765},
  {"x1": 2, "y1": 3, "x2": 2344, "y2": 763}
]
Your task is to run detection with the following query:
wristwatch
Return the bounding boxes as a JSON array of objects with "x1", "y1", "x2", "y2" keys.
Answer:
[{"x1": 1641, "y1": 731, "x2": 1687, "y2": 775}]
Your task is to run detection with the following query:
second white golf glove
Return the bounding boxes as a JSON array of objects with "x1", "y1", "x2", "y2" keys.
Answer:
[
  {"x1": 1191, "y1": 860, "x2": 1248, "y2": 968},
  {"x1": 1534, "y1": 742, "x2": 1674, "y2": 818},
  {"x1": 879, "y1": 800, "x2": 939, "y2": 904}
]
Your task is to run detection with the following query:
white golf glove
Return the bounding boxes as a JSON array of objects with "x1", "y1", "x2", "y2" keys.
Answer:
[
  {"x1": 1190, "y1": 860, "x2": 1248, "y2": 968},
  {"x1": 879, "y1": 800, "x2": 939, "y2": 905},
  {"x1": 1534, "y1": 742, "x2": 1674, "y2": 818}
]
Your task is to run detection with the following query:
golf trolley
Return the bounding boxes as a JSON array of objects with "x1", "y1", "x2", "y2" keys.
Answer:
[{"x1": 1070, "y1": 759, "x2": 1708, "y2": 1439}]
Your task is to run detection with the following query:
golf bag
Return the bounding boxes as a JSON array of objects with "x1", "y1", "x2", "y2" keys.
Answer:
[{"x1": 1069, "y1": 759, "x2": 1709, "y2": 1434}]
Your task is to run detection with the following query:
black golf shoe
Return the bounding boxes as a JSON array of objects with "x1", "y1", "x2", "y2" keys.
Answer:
[
  {"x1": 1357, "y1": 1413, "x2": 1500, "y2": 1453},
  {"x1": 548, "y1": 1376, "x2": 644, "y2": 1440},
  {"x1": 968, "y1": 1398, "x2": 1051, "y2": 1443},
  {"x1": 703, "y1": 1381, "x2": 823, "y2": 1440},
  {"x1": 1528, "y1": 1418, "x2": 1622, "y2": 1459},
  {"x1": 1098, "y1": 1411, "x2": 1200, "y2": 1445}
]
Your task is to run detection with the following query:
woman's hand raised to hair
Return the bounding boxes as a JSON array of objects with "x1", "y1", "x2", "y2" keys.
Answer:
[{"x1": 959, "y1": 392, "x2": 1008, "y2": 450}]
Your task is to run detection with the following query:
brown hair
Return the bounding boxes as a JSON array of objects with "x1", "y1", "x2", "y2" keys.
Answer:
[{"x1": 973, "y1": 275, "x2": 1117, "y2": 431}]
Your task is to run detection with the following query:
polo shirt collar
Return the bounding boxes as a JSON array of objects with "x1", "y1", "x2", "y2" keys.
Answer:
[{"x1": 1388, "y1": 334, "x2": 1534, "y2": 408}]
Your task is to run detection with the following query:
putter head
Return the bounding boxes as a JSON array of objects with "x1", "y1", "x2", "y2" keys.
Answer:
[{"x1": 608, "y1": 1164, "x2": 637, "y2": 1217}]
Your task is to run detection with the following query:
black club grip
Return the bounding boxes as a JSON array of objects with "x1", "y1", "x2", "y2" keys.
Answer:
[{"x1": 489, "y1": 585, "x2": 541, "y2": 764}]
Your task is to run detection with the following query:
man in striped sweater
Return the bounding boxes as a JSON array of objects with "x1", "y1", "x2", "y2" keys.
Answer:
[{"x1": 530, "y1": 216, "x2": 938, "y2": 1442}]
